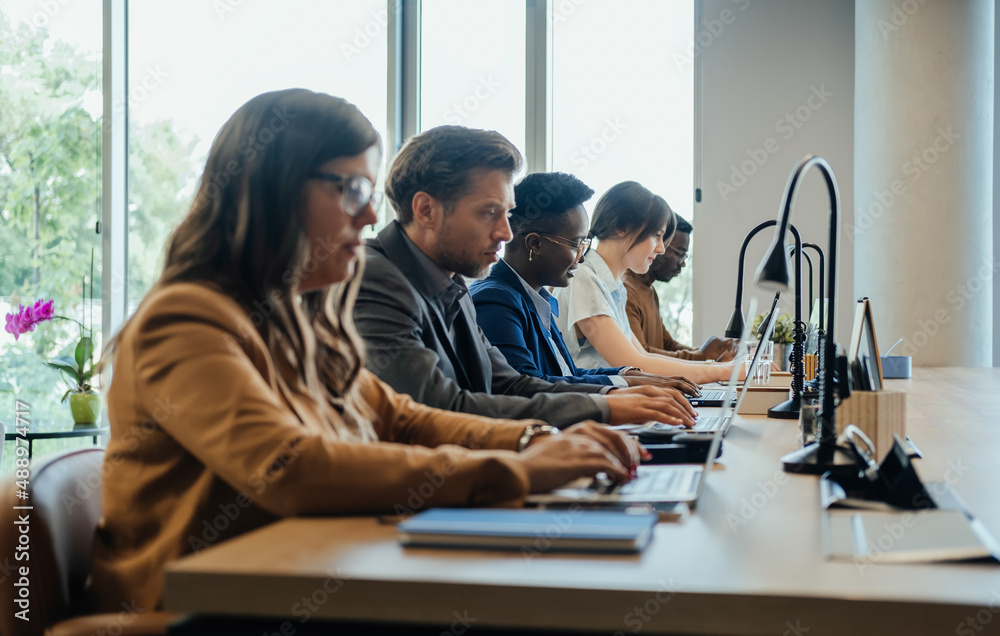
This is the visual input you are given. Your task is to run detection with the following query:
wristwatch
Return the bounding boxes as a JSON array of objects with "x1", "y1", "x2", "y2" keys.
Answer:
[
  {"x1": 516, "y1": 424, "x2": 560, "y2": 452},
  {"x1": 621, "y1": 366, "x2": 643, "y2": 375}
]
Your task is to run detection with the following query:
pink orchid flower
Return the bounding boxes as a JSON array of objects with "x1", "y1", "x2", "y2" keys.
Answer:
[{"x1": 4, "y1": 299, "x2": 56, "y2": 340}]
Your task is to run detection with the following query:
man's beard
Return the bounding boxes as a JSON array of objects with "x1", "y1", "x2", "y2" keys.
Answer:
[{"x1": 435, "y1": 240, "x2": 488, "y2": 279}]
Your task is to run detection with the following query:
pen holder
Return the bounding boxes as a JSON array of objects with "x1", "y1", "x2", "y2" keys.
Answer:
[
  {"x1": 834, "y1": 390, "x2": 906, "y2": 462},
  {"x1": 881, "y1": 355, "x2": 912, "y2": 379}
]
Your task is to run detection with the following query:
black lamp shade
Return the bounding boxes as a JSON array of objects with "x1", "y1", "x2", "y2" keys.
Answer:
[
  {"x1": 724, "y1": 307, "x2": 745, "y2": 339},
  {"x1": 754, "y1": 240, "x2": 791, "y2": 292}
]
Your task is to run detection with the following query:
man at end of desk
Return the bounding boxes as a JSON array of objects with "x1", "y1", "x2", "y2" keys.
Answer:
[{"x1": 625, "y1": 215, "x2": 737, "y2": 362}]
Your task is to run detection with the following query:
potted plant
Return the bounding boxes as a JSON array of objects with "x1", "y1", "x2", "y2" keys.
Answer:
[
  {"x1": 4, "y1": 251, "x2": 101, "y2": 424},
  {"x1": 752, "y1": 311, "x2": 796, "y2": 371}
]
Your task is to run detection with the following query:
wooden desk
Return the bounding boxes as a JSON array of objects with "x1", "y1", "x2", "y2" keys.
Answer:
[{"x1": 164, "y1": 368, "x2": 1000, "y2": 635}]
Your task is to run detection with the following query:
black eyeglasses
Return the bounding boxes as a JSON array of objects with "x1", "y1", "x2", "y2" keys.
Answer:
[
  {"x1": 309, "y1": 172, "x2": 383, "y2": 217},
  {"x1": 539, "y1": 234, "x2": 592, "y2": 261},
  {"x1": 666, "y1": 243, "x2": 688, "y2": 265}
]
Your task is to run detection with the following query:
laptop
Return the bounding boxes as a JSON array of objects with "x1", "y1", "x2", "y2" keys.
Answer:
[
  {"x1": 683, "y1": 295, "x2": 779, "y2": 434},
  {"x1": 523, "y1": 306, "x2": 758, "y2": 508},
  {"x1": 689, "y1": 294, "x2": 781, "y2": 409}
]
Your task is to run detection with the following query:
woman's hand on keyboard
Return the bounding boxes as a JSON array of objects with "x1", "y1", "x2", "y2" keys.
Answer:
[{"x1": 621, "y1": 372, "x2": 700, "y2": 397}]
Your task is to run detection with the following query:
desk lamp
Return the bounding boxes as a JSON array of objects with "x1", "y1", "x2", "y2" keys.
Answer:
[
  {"x1": 803, "y1": 242, "x2": 825, "y2": 335},
  {"x1": 724, "y1": 220, "x2": 805, "y2": 419},
  {"x1": 789, "y1": 246, "x2": 813, "y2": 327},
  {"x1": 753, "y1": 155, "x2": 855, "y2": 475}
]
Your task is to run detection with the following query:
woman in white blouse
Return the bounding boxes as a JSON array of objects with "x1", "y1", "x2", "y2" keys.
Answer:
[{"x1": 554, "y1": 181, "x2": 734, "y2": 385}]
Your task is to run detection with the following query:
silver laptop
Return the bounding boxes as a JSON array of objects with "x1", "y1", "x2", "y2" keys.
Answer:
[
  {"x1": 524, "y1": 303, "x2": 759, "y2": 508},
  {"x1": 685, "y1": 294, "x2": 779, "y2": 434},
  {"x1": 687, "y1": 292, "x2": 781, "y2": 410}
]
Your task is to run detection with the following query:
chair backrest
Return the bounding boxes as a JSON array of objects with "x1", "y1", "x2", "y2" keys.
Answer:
[{"x1": 0, "y1": 448, "x2": 105, "y2": 636}]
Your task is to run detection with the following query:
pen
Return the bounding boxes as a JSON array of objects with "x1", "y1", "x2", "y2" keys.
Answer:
[{"x1": 883, "y1": 337, "x2": 904, "y2": 357}]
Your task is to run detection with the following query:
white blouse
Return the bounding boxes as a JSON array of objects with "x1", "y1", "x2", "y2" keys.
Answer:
[{"x1": 553, "y1": 250, "x2": 631, "y2": 369}]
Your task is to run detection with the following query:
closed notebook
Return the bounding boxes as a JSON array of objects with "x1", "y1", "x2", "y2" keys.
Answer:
[
  {"x1": 823, "y1": 509, "x2": 1000, "y2": 564},
  {"x1": 398, "y1": 508, "x2": 658, "y2": 554}
]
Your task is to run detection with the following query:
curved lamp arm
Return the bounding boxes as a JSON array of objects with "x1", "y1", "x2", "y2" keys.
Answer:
[
  {"x1": 803, "y1": 242, "x2": 825, "y2": 333},
  {"x1": 789, "y1": 246, "x2": 814, "y2": 326},
  {"x1": 725, "y1": 220, "x2": 803, "y2": 339},
  {"x1": 755, "y1": 156, "x2": 841, "y2": 456}
]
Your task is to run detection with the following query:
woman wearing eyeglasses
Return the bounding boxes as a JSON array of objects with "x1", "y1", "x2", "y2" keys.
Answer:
[
  {"x1": 552, "y1": 181, "x2": 735, "y2": 385},
  {"x1": 470, "y1": 172, "x2": 700, "y2": 403},
  {"x1": 91, "y1": 90, "x2": 645, "y2": 612}
]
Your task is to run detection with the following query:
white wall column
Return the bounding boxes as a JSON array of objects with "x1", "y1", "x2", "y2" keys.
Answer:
[
  {"x1": 695, "y1": 0, "x2": 855, "y2": 345},
  {"x1": 855, "y1": 0, "x2": 994, "y2": 367},
  {"x1": 994, "y1": 3, "x2": 999, "y2": 367}
]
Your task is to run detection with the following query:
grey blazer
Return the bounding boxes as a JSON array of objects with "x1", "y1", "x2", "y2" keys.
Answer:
[{"x1": 354, "y1": 221, "x2": 607, "y2": 426}]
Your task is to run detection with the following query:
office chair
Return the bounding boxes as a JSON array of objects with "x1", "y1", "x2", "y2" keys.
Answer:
[{"x1": 0, "y1": 448, "x2": 173, "y2": 636}]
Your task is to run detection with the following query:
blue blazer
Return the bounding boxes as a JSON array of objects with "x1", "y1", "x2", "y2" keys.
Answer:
[{"x1": 469, "y1": 260, "x2": 625, "y2": 386}]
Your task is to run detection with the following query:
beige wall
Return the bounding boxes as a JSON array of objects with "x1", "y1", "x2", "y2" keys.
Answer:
[
  {"x1": 855, "y1": 0, "x2": 993, "y2": 367},
  {"x1": 694, "y1": 0, "x2": 855, "y2": 348}
]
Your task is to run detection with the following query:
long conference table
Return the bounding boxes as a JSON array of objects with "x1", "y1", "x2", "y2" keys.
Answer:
[{"x1": 163, "y1": 368, "x2": 1000, "y2": 635}]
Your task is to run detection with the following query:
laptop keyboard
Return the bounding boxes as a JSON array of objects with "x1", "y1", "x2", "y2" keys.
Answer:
[
  {"x1": 590, "y1": 469, "x2": 694, "y2": 496},
  {"x1": 620, "y1": 469, "x2": 690, "y2": 495},
  {"x1": 699, "y1": 390, "x2": 726, "y2": 401},
  {"x1": 693, "y1": 416, "x2": 721, "y2": 431}
]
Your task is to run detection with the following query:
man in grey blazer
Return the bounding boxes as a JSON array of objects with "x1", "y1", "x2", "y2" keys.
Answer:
[{"x1": 354, "y1": 126, "x2": 696, "y2": 428}]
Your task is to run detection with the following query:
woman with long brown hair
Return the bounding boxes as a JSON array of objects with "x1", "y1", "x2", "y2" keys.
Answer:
[{"x1": 91, "y1": 89, "x2": 644, "y2": 610}]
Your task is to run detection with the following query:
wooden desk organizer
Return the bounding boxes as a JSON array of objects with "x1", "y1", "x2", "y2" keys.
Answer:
[
  {"x1": 736, "y1": 386, "x2": 790, "y2": 415},
  {"x1": 834, "y1": 390, "x2": 906, "y2": 462},
  {"x1": 766, "y1": 371, "x2": 792, "y2": 388}
]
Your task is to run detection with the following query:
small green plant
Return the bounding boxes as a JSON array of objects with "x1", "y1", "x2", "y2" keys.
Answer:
[{"x1": 751, "y1": 311, "x2": 796, "y2": 345}]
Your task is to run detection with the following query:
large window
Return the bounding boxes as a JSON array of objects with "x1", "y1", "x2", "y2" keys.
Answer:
[
  {"x1": 0, "y1": 1, "x2": 103, "y2": 460},
  {"x1": 551, "y1": 0, "x2": 694, "y2": 343},
  {"x1": 420, "y1": 0, "x2": 526, "y2": 157},
  {"x1": 0, "y1": 1, "x2": 699, "y2": 470},
  {"x1": 127, "y1": 0, "x2": 390, "y2": 312}
]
